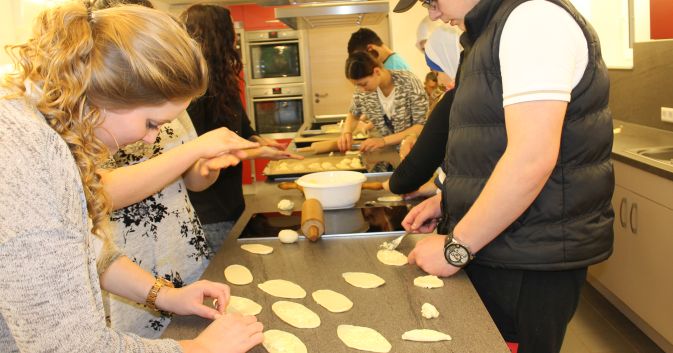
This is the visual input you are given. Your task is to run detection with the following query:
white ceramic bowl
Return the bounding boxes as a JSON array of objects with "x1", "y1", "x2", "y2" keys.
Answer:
[{"x1": 296, "y1": 171, "x2": 367, "y2": 209}]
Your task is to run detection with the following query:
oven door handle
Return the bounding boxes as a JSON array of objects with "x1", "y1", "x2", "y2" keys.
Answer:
[
  {"x1": 252, "y1": 96, "x2": 303, "y2": 102},
  {"x1": 249, "y1": 40, "x2": 299, "y2": 46}
]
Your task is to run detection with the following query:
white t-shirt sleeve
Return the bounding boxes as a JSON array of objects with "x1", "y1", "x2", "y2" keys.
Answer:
[{"x1": 499, "y1": 0, "x2": 588, "y2": 107}]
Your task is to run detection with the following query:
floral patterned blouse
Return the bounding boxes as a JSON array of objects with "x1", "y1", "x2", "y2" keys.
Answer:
[{"x1": 105, "y1": 111, "x2": 211, "y2": 338}]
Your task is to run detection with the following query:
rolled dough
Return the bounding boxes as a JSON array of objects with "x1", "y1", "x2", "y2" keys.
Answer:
[
  {"x1": 226, "y1": 295, "x2": 262, "y2": 316},
  {"x1": 258, "y1": 279, "x2": 307, "y2": 299},
  {"x1": 337, "y1": 325, "x2": 391, "y2": 353},
  {"x1": 240, "y1": 243, "x2": 274, "y2": 255},
  {"x1": 271, "y1": 300, "x2": 321, "y2": 329},
  {"x1": 312, "y1": 289, "x2": 353, "y2": 313},
  {"x1": 263, "y1": 329, "x2": 307, "y2": 353},
  {"x1": 402, "y1": 329, "x2": 452, "y2": 342},
  {"x1": 223, "y1": 264, "x2": 253, "y2": 285},
  {"x1": 342, "y1": 272, "x2": 385, "y2": 289},
  {"x1": 376, "y1": 249, "x2": 408, "y2": 266},
  {"x1": 413, "y1": 275, "x2": 444, "y2": 289}
]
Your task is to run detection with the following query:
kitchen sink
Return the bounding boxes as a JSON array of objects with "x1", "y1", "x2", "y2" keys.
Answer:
[{"x1": 628, "y1": 146, "x2": 673, "y2": 164}]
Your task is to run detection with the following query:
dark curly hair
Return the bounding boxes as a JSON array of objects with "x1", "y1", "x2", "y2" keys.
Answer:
[
  {"x1": 347, "y1": 28, "x2": 383, "y2": 56},
  {"x1": 181, "y1": 4, "x2": 242, "y2": 123},
  {"x1": 345, "y1": 51, "x2": 381, "y2": 80}
]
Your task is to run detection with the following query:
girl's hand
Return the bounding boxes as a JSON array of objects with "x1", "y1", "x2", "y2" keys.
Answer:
[
  {"x1": 156, "y1": 280, "x2": 230, "y2": 320},
  {"x1": 402, "y1": 194, "x2": 442, "y2": 233},
  {"x1": 359, "y1": 137, "x2": 386, "y2": 152},
  {"x1": 240, "y1": 146, "x2": 305, "y2": 161},
  {"x1": 252, "y1": 135, "x2": 286, "y2": 150},
  {"x1": 198, "y1": 153, "x2": 248, "y2": 177},
  {"x1": 196, "y1": 128, "x2": 259, "y2": 159},
  {"x1": 182, "y1": 313, "x2": 264, "y2": 353}
]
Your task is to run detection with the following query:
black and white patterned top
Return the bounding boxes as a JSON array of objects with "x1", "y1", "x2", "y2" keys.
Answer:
[
  {"x1": 349, "y1": 70, "x2": 429, "y2": 135},
  {"x1": 106, "y1": 111, "x2": 211, "y2": 338}
]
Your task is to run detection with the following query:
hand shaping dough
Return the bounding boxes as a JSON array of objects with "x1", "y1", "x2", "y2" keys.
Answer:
[
  {"x1": 421, "y1": 303, "x2": 439, "y2": 319},
  {"x1": 402, "y1": 329, "x2": 452, "y2": 342},
  {"x1": 240, "y1": 243, "x2": 274, "y2": 255},
  {"x1": 337, "y1": 325, "x2": 392, "y2": 353},
  {"x1": 258, "y1": 279, "x2": 307, "y2": 298},
  {"x1": 278, "y1": 229, "x2": 299, "y2": 244},
  {"x1": 342, "y1": 272, "x2": 385, "y2": 289},
  {"x1": 312, "y1": 289, "x2": 353, "y2": 313},
  {"x1": 277, "y1": 199, "x2": 295, "y2": 211},
  {"x1": 226, "y1": 295, "x2": 262, "y2": 316},
  {"x1": 224, "y1": 264, "x2": 253, "y2": 285},
  {"x1": 413, "y1": 275, "x2": 444, "y2": 289},
  {"x1": 272, "y1": 301, "x2": 321, "y2": 328},
  {"x1": 263, "y1": 329, "x2": 307, "y2": 353},
  {"x1": 376, "y1": 249, "x2": 408, "y2": 266}
]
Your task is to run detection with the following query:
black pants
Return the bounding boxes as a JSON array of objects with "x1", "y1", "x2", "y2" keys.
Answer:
[{"x1": 465, "y1": 263, "x2": 587, "y2": 353}]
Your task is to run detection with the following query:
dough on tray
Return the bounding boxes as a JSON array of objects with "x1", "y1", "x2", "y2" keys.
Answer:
[
  {"x1": 277, "y1": 199, "x2": 294, "y2": 211},
  {"x1": 413, "y1": 275, "x2": 444, "y2": 289},
  {"x1": 377, "y1": 195, "x2": 403, "y2": 202},
  {"x1": 402, "y1": 329, "x2": 452, "y2": 342},
  {"x1": 421, "y1": 303, "x2": 439, "y2": 319},
  {"x1": 226, "y1": 296, "x2": 262, "y2": 316},
  {"x1": 278, "y1": 229, "x2": 299, "y2": 244},
  {"x1": 240, "y1": 243, "x2": 274, "y2": 255},
  {"x1": 337, "y1": 325, "x2": 391, "y2": 353},
  {"x1": 342, "y1": 272, "x2": 385, "y2": 289},
  {"x1": 321, "y1": 162, "x2": 336, "y2": 170},
  {"x1": 312, "y1": 289, "x2": 353, "y2": 313},
  {"x1": 292, "y1": 164, "x2": 305, "y2": 171},
  {"x1": 263, "y1": 330, "x2": 307, "y2": 353},
  {"x1": 308, "y1": 162, "x2": 322, "y2": 170},
  {"x1": 224, "y1": 264, "x2": 253, "y2": 285},
  {"x1": 376, "y1": 249, "x2": 408, "y2": 266},
  {"x1": 272, "y1": 300, "x2": 321, "y2": 328},
  {"x1": 258, "y1": 279, "x2": 307, "y2": 299}
]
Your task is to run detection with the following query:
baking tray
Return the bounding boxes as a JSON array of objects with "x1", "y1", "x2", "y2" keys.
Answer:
[{"x1": 263, "y1": 154, "x2": 366, "y2": 179}]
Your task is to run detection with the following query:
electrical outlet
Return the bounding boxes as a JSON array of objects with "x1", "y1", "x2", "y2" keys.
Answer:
[{"x1": 661, "y1": 107, "x2": 673, "y2": 123}]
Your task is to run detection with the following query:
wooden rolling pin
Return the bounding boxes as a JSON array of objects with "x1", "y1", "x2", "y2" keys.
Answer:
[
  {"x1": 278, "y1": 181, "x2": 384, "y2": 192},
  {"x1": 301, "y1": 198, "x2": 324, "y2": 242},
  {"x1": 296, "y1": 140, "x2": 339, "y2": 154}
]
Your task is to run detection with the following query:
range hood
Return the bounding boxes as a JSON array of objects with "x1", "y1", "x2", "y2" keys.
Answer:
[{"x1": 273, "y1": 0, "x2": 389, "y2": 29}]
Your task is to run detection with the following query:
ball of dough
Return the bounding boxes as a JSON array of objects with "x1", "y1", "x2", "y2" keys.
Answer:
[
  {"x1": 278, "y1": 229, "x2": 299, "y2": 244},
  {"x1": 277, "y1": 199, "x2": 295, "y2": 211},
  {"x1": 292, "y1": 164, "x2": 305, "y2": 171}
]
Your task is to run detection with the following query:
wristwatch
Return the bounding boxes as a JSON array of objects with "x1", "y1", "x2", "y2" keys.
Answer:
[
  {"x1": 146, "y1": 277, "x2": 174, "y2": 312},
  {"x1": 443, "y1": 232, "x2": 474, "y2": 268}
]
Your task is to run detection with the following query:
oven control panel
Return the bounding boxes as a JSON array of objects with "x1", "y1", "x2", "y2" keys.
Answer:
[{"x1": 249, "y1": 84, "x2": 305, "y2": 98}]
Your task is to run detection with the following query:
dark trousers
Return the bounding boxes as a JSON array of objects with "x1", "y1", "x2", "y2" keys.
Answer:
[{"x1": 465, "y1": 263, "x2": 587, "y2": 353}]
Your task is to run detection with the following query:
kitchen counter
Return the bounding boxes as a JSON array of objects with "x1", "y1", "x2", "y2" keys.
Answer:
[
  {"x1": 162, "y1": 175, "x2": 510, "y2": 353},
  {"x1": 612, "y1": 119, "x2": 673, "y2": 180}
]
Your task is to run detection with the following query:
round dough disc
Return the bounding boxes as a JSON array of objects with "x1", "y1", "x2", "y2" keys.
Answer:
[
  {"x1": 240, "y1": 243, "x2": 274, "y2": 255},
  {"x1": 342, "y1": 272, "x2": 385, "y2": 289},
  {"x1": 224, "y1": 264, "x2": 253, "y2": 285},
  {"x1": 278, "y1": 229, "x2": 299, "y2": 244},
  {"x1": 258, "y1": 279, "x2": 307, "y2": 299},
  {"x1": 263, "y1": 329, "x2": 307, "y2": 353},
  {"x1": 402, "y1": 329, "x2": 452, "y2": 342},
  {"x1": 376, "y1": 250, "x2": 408, "y2": 266},
  {"x1": 226, "y1": 295, "x2": 262, "y2": 316},
  {"x1": 413, "y1": 275, "x2": 444, "y2": 288},
  {"x1": 312, "y1": 289, "x2": 353, "y2": 313},
  {"x1": 377, "y1": 195, "x2": 403, "y2": 202},
  {"x1": 337, "y1": 325, "x2": 392, "y2": 353},
  {"x1": 271, "y1": 300, "x2": 321, "y2": 328}
]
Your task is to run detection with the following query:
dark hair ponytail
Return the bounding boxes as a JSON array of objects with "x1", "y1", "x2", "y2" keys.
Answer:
[{"x1": 345, "y1": 51, "x2": 381, "y2": 80}]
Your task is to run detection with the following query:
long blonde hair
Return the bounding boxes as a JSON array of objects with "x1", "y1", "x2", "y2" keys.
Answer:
[{"x1": 4, "y1": 2, "x2": 207, "y2": 239}]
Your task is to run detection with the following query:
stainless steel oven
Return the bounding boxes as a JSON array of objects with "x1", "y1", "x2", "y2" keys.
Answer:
[
  {"x1": 245, "y1": 29, "x2": 305, "y2": 85},
  {"x1": 248, "y1": 83, "x2": 310, "y2": 138}
]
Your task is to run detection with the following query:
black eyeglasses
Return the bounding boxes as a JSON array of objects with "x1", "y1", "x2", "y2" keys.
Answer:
[{"x1": 419, "y1": 0, "x2": 437, "y2": 10}]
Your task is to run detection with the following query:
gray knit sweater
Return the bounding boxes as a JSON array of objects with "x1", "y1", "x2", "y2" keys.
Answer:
[{"x1": 0, "y1": 92, "x2": 182, "y2": 353}]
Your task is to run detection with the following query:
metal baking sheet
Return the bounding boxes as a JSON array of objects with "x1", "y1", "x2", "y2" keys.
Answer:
[{"x1": 263, "y1": 154, "x2": 366, "y2": 179}]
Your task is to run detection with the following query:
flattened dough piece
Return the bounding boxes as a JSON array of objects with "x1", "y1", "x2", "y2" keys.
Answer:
[
  {"x1": 376, "y1": 249, "x2": 408, "y2": 266},
  {"x1": 402, "y1": 329, "x2": 452, "y2": 342},
  {"x1": 263, "y1": 329, "x2": 307, "y2": 353},
  {"x1": 377, "y1": 195, "x2": 403, "y2": 202},
  {"x1": 337, "y1": 325, "x2": 392, "y2": 353},
  {"x1": 421, "y1": 302, "x2": 439, "y2": 319},
  {"x1": 272, "y1": 301, "x2": 321, "y2": 328},
  {"x1": 226, "y1": 295, "x2": 262, "y2": 316},
  {"x1": 312, "y1": 289, "x2": 353, "y2": 313},
  {"x1": 240, "y1": 243, "x2": 274, "y2": 255},
  {"x1": 258, "y1": 279, "x2": 307, "y2": 299},
  {"x1": 342, "y1": 272, "x2": 385, "y2": 289},
  {"x1": 413, "y1": 275, "x2": 444, "y2": 289},
  {"x1": 224, "y1": 264, "x2": 253, "y2": 285}
]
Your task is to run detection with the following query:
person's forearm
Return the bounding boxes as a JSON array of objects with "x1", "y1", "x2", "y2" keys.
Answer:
[
  {"x1": 102, "y1": 142, "x2": 204, "y2": 210},
  {"x1": 99, "y1": 256, "x2": 155, "y2": 306},
  {"x1": 382, "y1": 124, "x2": 423, "y2": 146},
  {"x1": 342, "y1": 113, "x2": 358, "y2": 134},
  {"x1": 182, "y1": 159, "x2": 219, "y2": 192}
]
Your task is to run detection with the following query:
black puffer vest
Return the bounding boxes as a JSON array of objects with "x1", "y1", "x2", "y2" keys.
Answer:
[{"x1": 438, "y1": 0, "x2": 614, "y2": 270}]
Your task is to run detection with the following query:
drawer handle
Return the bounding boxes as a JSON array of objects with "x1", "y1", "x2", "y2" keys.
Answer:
[
  {"x1": 619, "y1": 197, "x2": 628, "y2": 228},
  {"x1": 629, "y1": 203, "x2": 638, "y2": 234}
]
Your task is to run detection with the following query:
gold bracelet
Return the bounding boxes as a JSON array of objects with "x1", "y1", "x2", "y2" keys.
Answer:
[{"x1": 146, "y1": 277, "x2": 174, "y2": 312}]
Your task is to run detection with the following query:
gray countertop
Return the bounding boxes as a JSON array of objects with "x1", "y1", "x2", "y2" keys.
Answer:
[
  {"x1": 612, "y1": 119, "x2": 673, "y2": 179},
  {"x1": 162, "y1": 174, "x2": 510, "y2": 352}
]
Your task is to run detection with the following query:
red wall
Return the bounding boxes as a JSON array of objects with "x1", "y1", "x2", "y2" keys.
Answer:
[
  {"x1": 228, "y1": 4, "x2": 288, "y2": 31},
  {"x1": 650, "y1": 0, "x2": 673, "y2": 40}
]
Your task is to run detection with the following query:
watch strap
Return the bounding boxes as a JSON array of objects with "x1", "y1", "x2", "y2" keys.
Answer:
[{"x1": 146, "y1": 277, "x2": 174, "y2": 312}]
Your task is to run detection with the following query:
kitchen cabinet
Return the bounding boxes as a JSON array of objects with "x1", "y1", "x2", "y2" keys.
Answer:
[{"x1": 589, "y1": 160, "x2": 673, "y2": 352}]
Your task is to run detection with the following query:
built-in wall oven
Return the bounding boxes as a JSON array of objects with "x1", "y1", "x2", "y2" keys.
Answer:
[
  {"x1": 245, "y1": 29, "x2": 305, "y2": 85},
  {"x1": 248, "y1": 83, "x2": 309, "y2": 138}
]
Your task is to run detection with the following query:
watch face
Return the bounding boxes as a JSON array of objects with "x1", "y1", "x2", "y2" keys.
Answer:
[{"x1": 446, "y1": 244, "x2": 469, "y2": 267}]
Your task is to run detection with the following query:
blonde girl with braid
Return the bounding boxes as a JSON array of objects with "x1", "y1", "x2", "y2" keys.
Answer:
[{"x1": 0, "y1": 2, "x2": 263, "y2": 352}]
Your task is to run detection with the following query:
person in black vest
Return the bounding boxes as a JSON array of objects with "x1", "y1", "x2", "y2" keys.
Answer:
[{"x1": 393, "y1": 1, "x2": 614, "y2": 353}]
